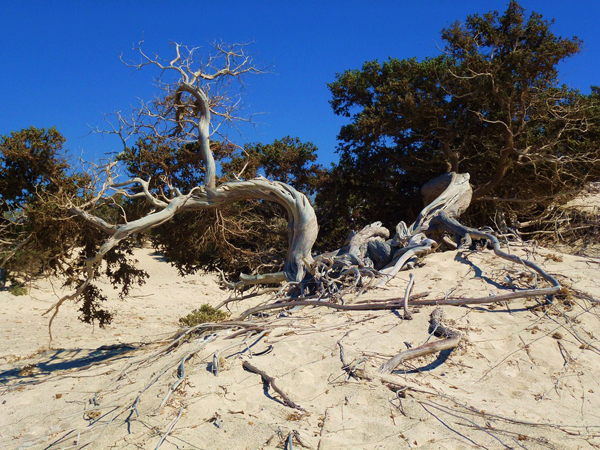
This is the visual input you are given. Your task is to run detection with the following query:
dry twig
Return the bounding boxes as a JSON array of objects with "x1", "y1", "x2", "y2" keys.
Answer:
[{"x1": 242, "y1": 361, "x2": 306, "y2": 412}]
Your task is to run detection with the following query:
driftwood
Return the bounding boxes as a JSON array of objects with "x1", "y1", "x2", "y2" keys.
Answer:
[
  {"x1": 316, "y1": 171, "x2": 474, "y2": 292},
  {"x1": 242, "y1": 361, "x2": 306, "y2": 412},
  {"x1": 379, "y1": 308, "x2": 462, "y2": 374},
  {"x1": 347, "y1": 221, "x2": 390, "y2": 264}
]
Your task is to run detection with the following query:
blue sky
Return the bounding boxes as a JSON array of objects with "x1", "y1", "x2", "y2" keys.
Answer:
[{"x1": 1, "y1": 1, "x2": 599, "y2": 167}]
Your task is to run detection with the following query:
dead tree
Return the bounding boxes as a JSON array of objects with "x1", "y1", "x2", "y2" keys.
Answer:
[
  {"x1": 45, "y1": 42, "x2": 319, "y2": 334},
  {"x1": 47, "y1": 43, "x2": 560, "y2": 352}
]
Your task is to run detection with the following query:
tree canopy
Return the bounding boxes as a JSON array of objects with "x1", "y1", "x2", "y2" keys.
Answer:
[{"x1": 319, "y1": 1, "x2": 600, "y2": 242}]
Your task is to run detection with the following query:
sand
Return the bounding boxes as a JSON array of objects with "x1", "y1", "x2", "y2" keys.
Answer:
[{"x1": 1, "y1": 243, "x2": 600, "y2": 449}]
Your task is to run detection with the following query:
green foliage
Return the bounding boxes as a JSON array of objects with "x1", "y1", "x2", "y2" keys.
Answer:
[
  {"x1": 77, "y1": 284, "x2": 112, "y2": 326},
  {"x1": 0, "y1": 127, "x2": 149, "y2": 326},
  {"x1": 320, "y1": 1, "x2": 600, "y2": 243},
  {"x1": 1, "y1": 126, "x2": 81, "y2": 275},
  {"x1": 118, "y1": 137, "x2": 236, "y2": 194},
  {"x1": 0, "y1": 126, "x2": 69, "y2": 206},
  {"x1": 9, "y1": 285, "x2": 27, "y2": 296},
  {"x1": 179, "y1": 304, "x2": 229, "y2": 327},
  {"x1": 222, "y1": 136, "x2": 325, "y2": 195}
]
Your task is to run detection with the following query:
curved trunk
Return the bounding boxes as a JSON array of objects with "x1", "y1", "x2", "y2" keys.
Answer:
[
  {"x1": 187, "y1": 178, "x2": 318, "y2": 282},
  {"x1": 174, "y1": 84, "x2": 216, "y2": 189},
  {"x1": 73, "y1": 178, "x2": 318, "y2": 283}
]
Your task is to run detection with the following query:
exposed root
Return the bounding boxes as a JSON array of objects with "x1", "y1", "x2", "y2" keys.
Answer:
[
  {"x1": 219, "y1": 270, "x2": 286, "y2": 291},
  {"x1": 379, "y1": 308, "x2": 462, "y2": 374},
  {"x1": 236, "y1": 296, "x2": 428, "y2": 321}
]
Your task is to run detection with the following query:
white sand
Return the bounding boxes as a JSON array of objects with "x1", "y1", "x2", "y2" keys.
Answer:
[{"x1": 1, "y1": 244, "x2": 599, "y2": 449}]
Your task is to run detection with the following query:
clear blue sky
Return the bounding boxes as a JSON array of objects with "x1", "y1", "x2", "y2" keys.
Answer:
[{"x1": 1, "y1": 1, "x2": 599, "y2": 167}]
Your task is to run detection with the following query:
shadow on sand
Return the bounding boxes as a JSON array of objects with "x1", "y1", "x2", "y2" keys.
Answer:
[{"x1": 0, "y1": 343, "x2": 138, "y2": 386}]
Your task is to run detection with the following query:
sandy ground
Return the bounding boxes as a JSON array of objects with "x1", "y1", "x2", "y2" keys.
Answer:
[{"x1": 1, "y1": 243, "x2": 600, "y2": 450}]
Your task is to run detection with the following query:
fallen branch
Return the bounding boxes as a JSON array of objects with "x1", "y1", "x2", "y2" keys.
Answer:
[
  {"x1": 407, "y1": 289, "x2": 556, "y2": 307},
  {"x1": 379, "y1": 308, "x2": 462, "y2": 374},
  {"x1": 155, "y1": 405, "x2": 184, "y2": 450},
  {"x1": 220, "y1": 271, "x2": 286, "y2": 291},
  {"x1": 236, "y1": 296, "x2": 428, "y2": 320},
  {"x1": 242, "y1": 361, "x2": 306, "y2": 412}
]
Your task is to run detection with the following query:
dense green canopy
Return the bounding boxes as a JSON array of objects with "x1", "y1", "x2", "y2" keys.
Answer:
[{"x1": 318, "y1": 1, "x2": 600, "y2": 243}]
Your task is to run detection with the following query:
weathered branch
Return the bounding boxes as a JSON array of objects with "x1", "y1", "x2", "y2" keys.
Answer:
[
  {"x1": 379, "y1": 308, "x2": 462, "y2": 374},
  {"x1": 376, "y1": 234, "x2": 436, "y2": 287},
  {"x1": 236, "y1": 296, "x2": 427, "y2": 321},
  {"x1": 347, "y1": 221, "x2": 389, "y2": 263},
  {"x1": 432, "y1": 211, "x2": 560, "y2": 294},
  {"x1": 409, "y1": 172, "x2": 473, "y2": 235},
  {"x1": 172, "y1": 84, "x2": 215, "y2": 189},
  {"x1": 403, "y1": 273, "x2": 415, "y2": 319},
  {"x1": 242, "y1": 361, "x2": 306, "y2": 411},
  {"x1": 221, "y1": 271, "x2": 286, "y2": 290},
  {"x1": 54, "y1": 44, "x2": 314, "y2": 331}
]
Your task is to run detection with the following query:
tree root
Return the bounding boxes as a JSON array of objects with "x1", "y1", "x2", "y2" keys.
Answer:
[
  {"x1": 156, "y1": 334, "x2": 217, "y2": 413},
  {"x1": 155, "y1": 405, "x2": 184, "y2": 450},
  {"x1": 212, "y1": 329, "x2": 268, "y2": 375},
  {"x1": 379, "y1": 308, "x2": 462, "y2": 374},
  {"x1": 235, "y1": 295, "x2": 429, "y2": 320}
]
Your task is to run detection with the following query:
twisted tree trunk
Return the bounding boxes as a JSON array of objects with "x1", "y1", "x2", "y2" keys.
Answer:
[
  {"x1": 53, "y1": 41, "x2": 561, "y2": 344},
  {"x1": 331, "y1": 171, "x2": 473, "y2": 287},
  {"x1": 187, "y1": 179, "x2": 318, "y2": 282}
]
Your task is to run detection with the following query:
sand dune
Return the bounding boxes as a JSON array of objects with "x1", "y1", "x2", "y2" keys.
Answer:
[{"x1": 1, "y1": 243, "x2": 599, "y2": 449}]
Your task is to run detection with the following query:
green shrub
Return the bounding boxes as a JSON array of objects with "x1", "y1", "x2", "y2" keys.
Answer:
[
  {"x1": 9, "y1": 285, "x2": 28, "y2": 296},
  {"x1": 179, "y1": 304, "x2": 228, "y2": 327}
]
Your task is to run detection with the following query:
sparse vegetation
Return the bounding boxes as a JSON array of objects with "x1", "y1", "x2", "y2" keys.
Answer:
[
  {"x1": 9, "y1": 284, "x2": 27, "y2": 296},
  {"x1": 179, "y1": 304, "x2": 229, "y2": 327}
]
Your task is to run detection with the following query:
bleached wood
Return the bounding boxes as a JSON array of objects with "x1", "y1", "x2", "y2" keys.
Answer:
[
  {"x1": 409, "y1": 172, "x2": 472, "y2": 235},
  {"x1": 379, "y1": 308, "x2": 462, "y2": 374},
  {"x1": 347, "y1": 222, "x2": 390, "y2": 263}
]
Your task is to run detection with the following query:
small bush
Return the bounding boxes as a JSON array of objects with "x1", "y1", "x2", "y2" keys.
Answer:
[
  {"x1": 9, "y1": 285, "x2": 28, "y2": 296},
  {"x1": 179, "y1": 304, "x2": 228, "y2": 327}
]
